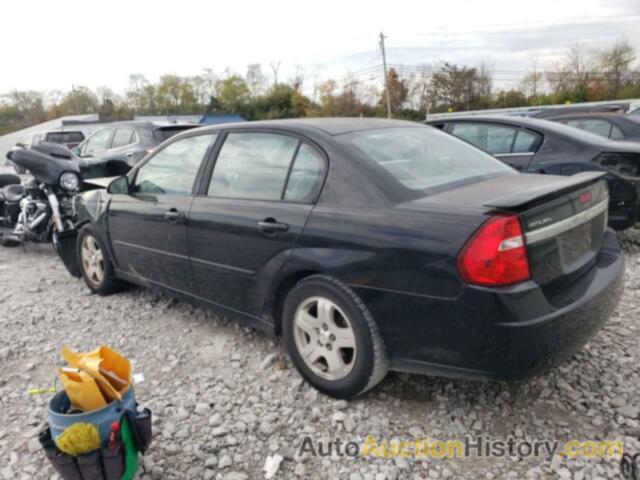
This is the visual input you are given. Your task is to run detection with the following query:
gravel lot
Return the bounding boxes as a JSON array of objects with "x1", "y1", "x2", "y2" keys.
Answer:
[{"x1": 0, "y1": 230, "x2": 639, "y2": 480}]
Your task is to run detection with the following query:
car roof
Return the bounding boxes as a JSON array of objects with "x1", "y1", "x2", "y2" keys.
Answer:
[
  {"x1": 425, "y1": 114, "x2": 640, "y2": 151},
  {"x1": 188, "y1": 117, "x2": 420, "y2": 136},
  {"x1": 425, "y1": 113, "x2": 608, "y2": 137},
  {"x1": 545, "y1": 112, "x2": 640, "y2": 125}
]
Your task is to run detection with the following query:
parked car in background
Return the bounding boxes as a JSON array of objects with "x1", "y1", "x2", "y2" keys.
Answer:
[
  {"x1": 546, "y1": 113, "x2": 640, "y2": 141},
  {"x1": 425, "y1": 115, "x2": 640, "y2": 230},
  {"x1": 56, "y1": 118, "x2": 624, "y2": 399},
  {"x1": 5, "y1": 130, "x2": 85, "y2": 173},
  {"x1": 74, "y1": 121, "x2": 196, "y2": 167}
]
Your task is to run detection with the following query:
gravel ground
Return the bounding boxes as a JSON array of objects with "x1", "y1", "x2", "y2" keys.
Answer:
[{"x1": 0, "y1": 231, "x2": 639, "y2": 480}]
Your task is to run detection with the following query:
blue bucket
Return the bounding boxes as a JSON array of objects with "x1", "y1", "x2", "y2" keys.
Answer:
[{"x1": 48, "y1": 388, "x2": 136, "y2": 443}]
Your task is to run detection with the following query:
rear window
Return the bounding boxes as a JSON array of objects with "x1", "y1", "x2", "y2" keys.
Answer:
[
  {"x1": 337, "y1": 126, "x2": 512, "y2": 193},
  {"x1": 153, "y1": 126, "x2": 196, "y2": 142},
  {"x1": 45, "y1": 131, "x2": 85, "y2": 143}
]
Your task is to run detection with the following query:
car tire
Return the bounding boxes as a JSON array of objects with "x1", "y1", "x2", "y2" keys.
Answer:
[
  {"x1": 282, "y1": 275, "x2": 388, "y2": 399},
  {"x1": 77, "y1": 224, "x2": 119, "y2": 295}
]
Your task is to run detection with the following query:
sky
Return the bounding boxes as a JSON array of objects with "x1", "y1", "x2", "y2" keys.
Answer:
[{"x1": 1, "y1": 0, "x2": 639, "y2": 96}]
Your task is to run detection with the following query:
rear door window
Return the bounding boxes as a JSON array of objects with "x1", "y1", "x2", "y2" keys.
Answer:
[
  {"x1": 450, "y1": 123, "x2": 518, "y2": 155},
  {"x1": 284, "y1": 144, "x2": 326, "y2": 202},
  {"x1": 566, "y1": 119, "x2": 612, "y2": 139},
  {"x1": 111, "y1": 128, "x2": 136, "y2": 148},
  {"x1": 512, "y1": 130, "x2": 541, "y2": 153},
  {"x1": 610, "y1": 125, "x2": 625, "y2": 140},
  {"x1": 208, "y1": 132, "x2": 299, "y2": 200}
]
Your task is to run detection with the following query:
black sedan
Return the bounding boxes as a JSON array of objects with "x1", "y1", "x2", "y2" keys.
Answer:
[
  {"x1": 546, "y1": 113, "x2": 640, "y2": 142},
  {"x1": 425, "y1": 115, "x2": 640, "y2": 230},
  {"x1": 57, "y1": 118, "x2": 624, "y2": 399}
]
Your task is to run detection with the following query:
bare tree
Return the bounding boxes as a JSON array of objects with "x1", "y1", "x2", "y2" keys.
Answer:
[
  {"x1": 598, "y1": 38, "x2": 636, "y2": 98},
  {"x1": 269, "y1": 61, "x2": 281, "y2": 86},
  {"x1": 245, "y1": 64, "x2": 267, "y2": 96},
  {"x1": 290, "y1": 64, "x2": 306, "y2": 92},
  {"x1": 521, "y1": 59, "x2": 543, "y2": 100}
]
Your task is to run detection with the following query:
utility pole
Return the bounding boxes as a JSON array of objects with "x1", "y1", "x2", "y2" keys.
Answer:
[{"x1": 379, "y1": 32, "x2": 392, "y2": 118}]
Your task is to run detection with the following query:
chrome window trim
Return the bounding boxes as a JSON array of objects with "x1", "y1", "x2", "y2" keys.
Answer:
[
  {"x1": 525, "y1": 198, "x2": 609, "y2": 244},
  {"x1": 494, "y1": 152, "x2": 535, "y2": 157}
]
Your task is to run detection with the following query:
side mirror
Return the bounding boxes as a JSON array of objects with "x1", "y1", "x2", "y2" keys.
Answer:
[
  {"x1": 107, "y1": 176, "x2": 130, "y2": 194},
  {"x1": 15, "y1": 142, "x2": 25, "y2": 148}
]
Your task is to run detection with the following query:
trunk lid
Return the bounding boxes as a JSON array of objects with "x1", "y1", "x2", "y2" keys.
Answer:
[
  {"x1": 408, "y1": 172, "x2": 609, "y2": 288},
  {"x1": 519, "y1": 178, "x2": 608, "y2": 287}
]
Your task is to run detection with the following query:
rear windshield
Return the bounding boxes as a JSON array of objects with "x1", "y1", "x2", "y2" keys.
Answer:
[
  {"x1": 337, "y1": 126, "x2": 513, "y2": 193},
  {"x1": 153, "y1": 126, "x2": 196, "y2": 142},
  {"x1": 46, "y1": 131, "x2": 85, "y2": 143}
]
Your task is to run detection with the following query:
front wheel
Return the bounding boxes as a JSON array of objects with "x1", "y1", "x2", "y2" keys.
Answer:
[
  {"x1": 77, "y1": 225, "x2": 119, "y2": 295},
  {"x1": 282, "y1": 275, "x2": 388, "y2": 399}
]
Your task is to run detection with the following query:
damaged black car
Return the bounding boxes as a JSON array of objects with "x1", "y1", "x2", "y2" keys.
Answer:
[{"x1": 56, "y1": 118, "x2": 625, "y2": 399}]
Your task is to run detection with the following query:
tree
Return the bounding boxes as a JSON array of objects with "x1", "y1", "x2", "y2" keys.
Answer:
[
  {"x1": 547, "y1": 44, "x2": 597, "y2": 102},
  {"x1": 246, "y1": 64, "x2": 267, "y2": 97},
  {"x1": 598, "y1": 39, "x2": 635, "y2": 98},
  {"x1": 49, "y1": 86, "x2": 98, "y2": 116},
  {"x1": 156, "y1": 75, "x2": 198, "y2": 114},
  {"x1": 216, "y1": 75, "x2": 250, "y2": 113},
  {"x1": 3, "y1": 90, "x2": 46, "y2": 123},
  {"x1": 313, "y1": 79, "x2": 370, "y2": 117},
  {"x1": 429, "y1": 63, "x2": 492, "y2": 112},
  {"x1": 494, "y1": 90, "x2": 527, "y2": 108},
  {"x1": 253, "y1": 84, "x2": 310, "y2": 119},
  {"x1": 126, "y1": 74, "x2": 150, "y2": 113},
  {"x1": 521, "y1": 60, "x2": 544, "y2": 103},
  {"x1": 379, "y1": 68, "x2": 409, "y2": 114}
]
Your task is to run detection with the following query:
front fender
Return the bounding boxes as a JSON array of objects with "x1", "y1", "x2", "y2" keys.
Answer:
[
  {"x1": 54, "y1": 229, "x2": 81, "y2": 277},
  {"x1": 56, "y1": 190, "x2": 112, "y2": 278}
]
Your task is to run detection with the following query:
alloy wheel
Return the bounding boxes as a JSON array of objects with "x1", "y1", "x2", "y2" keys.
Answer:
[
  {"x1": 81, "y1": 235, "x2": 105, "y2": 287},
  {"x1": 293, "y1": 296, "x2": 357, "y2": 381}
]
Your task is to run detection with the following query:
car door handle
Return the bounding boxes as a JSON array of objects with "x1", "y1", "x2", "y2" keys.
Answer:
[
  {"x1": 164, "y1": 208, "x2": 186, "y2": 224},
  {"x1": 257, "y1": 218, "x2": 289, "y2": 234}
]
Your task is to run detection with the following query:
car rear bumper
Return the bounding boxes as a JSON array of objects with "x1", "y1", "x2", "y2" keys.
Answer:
[
  {"x1": 354, "y1": 229, "x2": 625, "y2": 381},
  {"x1": 608, "y1": 201, "x2": 638, "y2": 230}
]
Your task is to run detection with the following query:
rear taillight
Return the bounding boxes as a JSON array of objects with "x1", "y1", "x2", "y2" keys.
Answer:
[{"x1": 457, "y1": 214, "x2": 530, "y2": 287}]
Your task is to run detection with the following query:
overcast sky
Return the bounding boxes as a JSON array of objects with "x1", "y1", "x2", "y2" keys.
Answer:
[{"x1": 2, "y1": 0, "x2": 639, "y2": 95}]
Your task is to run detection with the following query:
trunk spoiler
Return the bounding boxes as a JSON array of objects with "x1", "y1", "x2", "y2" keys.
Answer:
[{"x1": 483, "y1": 172, "x2": 607, "y2": 209}]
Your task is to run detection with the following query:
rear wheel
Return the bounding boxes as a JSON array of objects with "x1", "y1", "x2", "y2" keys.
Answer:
[
  {"x1": 77, "y1": 225, "x2": 118, "y2": 295},
  {"x1": 282, "y1": 275, "x2": 388, "y2": 399}
]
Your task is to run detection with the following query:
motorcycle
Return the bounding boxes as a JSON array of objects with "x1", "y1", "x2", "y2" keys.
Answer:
[{"x1": 0, "y1": 141, "x2": 130, "y2": 248}]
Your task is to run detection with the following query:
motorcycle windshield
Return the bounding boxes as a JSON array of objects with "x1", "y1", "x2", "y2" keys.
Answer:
[{"x1": 10, "y1": 143, "x2": 80, "y2": 186}]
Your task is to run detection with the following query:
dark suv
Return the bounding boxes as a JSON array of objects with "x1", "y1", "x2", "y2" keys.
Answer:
[{"x1": 74, "y1": 121, "x2": 196, "y2": 167}]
